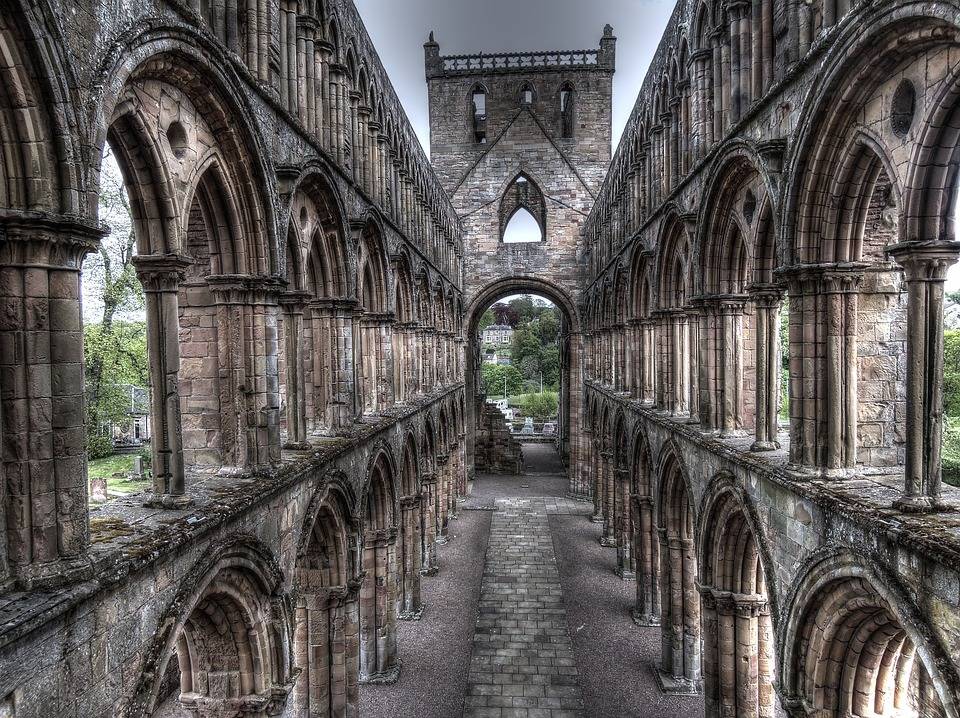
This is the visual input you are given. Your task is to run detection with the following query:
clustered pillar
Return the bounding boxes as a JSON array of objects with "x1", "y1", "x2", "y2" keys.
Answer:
[
  {"x1": 134, "y1": 254, "x2": 192, "y2": 507},
  {"x1": 0, "y1": 219, "x2": 99, "y2": 587}
]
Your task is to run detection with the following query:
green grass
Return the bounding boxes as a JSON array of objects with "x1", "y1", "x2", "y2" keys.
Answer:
[
  {"x1": 944, "y1": 417, "x2": 960, "y2": 488},
  {"x1": 88, "y1": 454, "x2": 151, "y2": 504},
  {"x1": 88, "y1": 454, "x2": 135, "y2": 479}
]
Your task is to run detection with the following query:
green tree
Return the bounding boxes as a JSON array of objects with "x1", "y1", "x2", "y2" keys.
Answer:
[
  {"x1": 519, "y1": 392, "x2": 559, "y2": 421},
  {"x1": 509, "y1": 295, "x2": 539, "y2": 324},
  {"x1": 481, "y1": 363, "x2": 524, "y2": 397},
  {"x1": 538, "y1": 308, "x2": 559, "y2": 344},
  {"x1": 945, "y1": 331, "x2": 960, "y2": 417},
  {"x1": 84, "y1": 148, "x2": 147, "y2": 453},
  {"x1": 947, "y1": 291, "x2": 960, "y2": 305},
  {"x1": 541, "y1": 346, "x2": 560, "y2": 389},
  {"x1": 478, "y1": 308, "x2": 495, "y2": 331}
]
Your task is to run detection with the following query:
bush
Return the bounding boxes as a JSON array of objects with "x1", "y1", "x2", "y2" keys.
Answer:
[
  {"x1": 518, "y1": 392, "x2": 559, "y2": 421},
  {"x1": 944, "y1": 419, "x2": 960, "y2": 488},
  {"x1": 87, "y1": 433, "x2": 114, "y2": 460},
  {"x1": 946, "y1": 372, "x2": 960, "y2": 418}
]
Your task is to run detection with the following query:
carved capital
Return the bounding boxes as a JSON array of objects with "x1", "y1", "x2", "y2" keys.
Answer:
[
  {"x1": 887, "y1": 240, "x2": 960, "y2": 281},
  {"x1": 133, "y1": 253, "x2": 193, "y2": 292}
]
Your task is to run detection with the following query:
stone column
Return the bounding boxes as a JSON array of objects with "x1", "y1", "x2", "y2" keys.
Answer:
[
  {"x1": 359, "y1": 528, "x2": 400, "y2": 683},
  {"x1": 591, "y1": 439, "x2": 605, "y2": 523},
  {"x1": 0, "y1": 218, "x2": 99, "y2": 588},
  {"x1": 286, "y1": 4, "x2": 298, "y2": 116},
  {"x1": 686, "y1": 307, "x2": 702, "y2": 425},
  {"x1": 615, "y1": 468, "x2": 634, "y2": 578},
  {"x1": 670, "y1": 311, "x2": 690, "y2": 416},
  {"x1": 420, "y1": 471, "x2": 439, "y2": 574},
  {"x1": 717, "y1": 298, "x2": 746, "y2": 434},
  {"x1": 577, "y1": 426, "x2": 594, "y2": 499},
  {"x1": 435, "y1": 452, "x2": 450, "y2": 541},
  {"x1": 208, "y1": 276, "x2": 283, "y2": 475},
  {"x1": 658, "y1": 533, "x2": 701, "y2": 694},
  {"x1": 691, "y1": 49, "x2": 712, "y2": 159},
  {"x1": 318, "y1": 41, "x2": 333, "y2": 149},
  {"x1": 600, "y1": 450, "x2": 616, "y2": 546},
  {"x1": 398, "y1": 494, "x2": 424, "y2": 619},
  {"x1": 632, "y1": 495, "x2": 661, "y2": 626},
  {"x1": 701, "y1": 588, "x2": 770, "y2": 718},
  {"x1": 750, "y1": 286, "x2": 784, "y2": 451},
  {"x1": 279, "y1": 290, "x2": 310, "y2": 449},
  {"x1": 134, "y1": 254, "x2": 193, "y2": 507},
  {"x1": 889, "y1": 242, "x2": 960, "y2": 511},
  {"x1": 294, "y1": 581, "x2": 361, "y2": 718},
  {"x1": 785, "y1": 266, "x2": 861, "y2": 474}
]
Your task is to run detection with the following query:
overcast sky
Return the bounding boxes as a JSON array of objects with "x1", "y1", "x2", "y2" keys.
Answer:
[{"x1": 353, "y1": 0, "x2": 676, "y2": 154}]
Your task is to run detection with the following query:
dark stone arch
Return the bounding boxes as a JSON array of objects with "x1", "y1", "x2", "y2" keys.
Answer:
[
  {"x1": 120, "y1": 536, "x2": 292, "y2": 718},
  {"x1": 94, "y1": 29, "x2": 279, "y2": 274},
  {"x1": 697, "y1": 473, "x2": 781, "y2": 717},
  {"x1": 654, "y1": 439, "x2": 702, "y2": 694},
  {"x1": 779, "y1": 548, "x2": 960, "y2": 717}
]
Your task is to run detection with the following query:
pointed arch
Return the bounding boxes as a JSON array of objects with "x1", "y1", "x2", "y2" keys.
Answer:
[{"x1": 500, "y1": 172, "x2": 546, "y2": 243}]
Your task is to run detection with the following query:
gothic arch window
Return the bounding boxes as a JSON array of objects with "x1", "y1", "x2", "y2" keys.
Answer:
[
  {"x1": 500, "y1": 174, "x2": 546, "y2": 243},
  {"x1": 469, "y1": 84, "x2": 487, "y2": 144},
  {"x1": 559, "y1": 82, "x2": 575, "y2": 139},
  {"x1": 519, "y1": 83, "x2": 535, "y2": 106}
]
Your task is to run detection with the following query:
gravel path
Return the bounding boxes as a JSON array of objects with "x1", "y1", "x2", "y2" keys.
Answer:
[
  {"x1": 360, "y1": 507, "x2": 492, "y2": 718},
  {"x1": 364, "y1": 444, "x2": 701, "y2": 718},
  {"x1": 550, "y1": 514, "x2": 703, "y2": 718}
]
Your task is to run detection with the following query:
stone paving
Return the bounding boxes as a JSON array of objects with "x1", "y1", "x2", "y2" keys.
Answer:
[{"x1": 463, "y1": 494, "x2": 587, "y2": 718}]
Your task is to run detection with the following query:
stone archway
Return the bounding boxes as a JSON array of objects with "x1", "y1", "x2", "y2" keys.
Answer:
[{"x1": 464, "y1": 277, "x2": 582, "y2": 491}]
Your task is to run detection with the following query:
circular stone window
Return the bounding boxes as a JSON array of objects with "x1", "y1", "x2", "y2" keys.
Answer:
[
  {"x1": 166, "y1": 121, "x2": 188, "y2": 159},
  {"x1": 891, "y1": 79, "x2": 916, "y2": 138}
]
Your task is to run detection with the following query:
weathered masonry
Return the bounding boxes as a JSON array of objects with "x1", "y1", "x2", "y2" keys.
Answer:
[
  {"x1": 425, "y1": 32, "x2": 615, "y2": 475},
  {"x1": 580, "y1": 0, "x2": 960, "y2": 714},
  {"x1": 0, "y1": 0, "x2": 466, "y2": 715},
  {"x1": 3, "y1": 0, "x2": 960, "y2": 715}
]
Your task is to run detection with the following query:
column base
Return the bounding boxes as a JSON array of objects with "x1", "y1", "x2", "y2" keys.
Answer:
[
  {"x1": 632, "y1": 608, "x2": 661, "y2": 627},
  {"x1": 435, "y1": 534, "x2": 449, "y2": 545},
  {"x1": 615, "y1": 567, "x2": 635, "y2": 581},
  {"x1": 750, "y1": 440, "x2": 779, "y2": 452},
  {"x1": 599, "y1": 536, "x2": 617, "y2": 548},
  {"x1": 359, "y1": 661, "x2": 401, "y2": 685},
  {"x1": 12, "y1": 554, "x2": 94, "y2": 591},
  {"x1": 590, "y1": 514, "x2": 605, "y2": 524},
  {"x1": 655, "y1": 668, "x2": 701, "y2": 696},
  {"x1": 420, "y1": 566, "x2": 439, "y2": 576},
  {"x1": 144, "y1": 493, "x2": 195, "y2": 510},
  {"x1": 893, "y1": 495, "x2": 943, "y2": 513},
  {"x1": 566, "y1": 491, "x2": 592, "y2": 501},
  {"x1": 399, "y1": 604, "x2": 425, "y2": 621}
]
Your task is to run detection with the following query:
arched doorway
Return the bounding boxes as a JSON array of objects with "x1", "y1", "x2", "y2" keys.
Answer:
[{"x1": 464, "y1": 277, "x2": 581, "y2": 490}]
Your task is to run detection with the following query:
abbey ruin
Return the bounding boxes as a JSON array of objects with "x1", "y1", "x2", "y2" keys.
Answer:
[{"x1": 1, "y1": 0, "x2": 960, "y2": 715}]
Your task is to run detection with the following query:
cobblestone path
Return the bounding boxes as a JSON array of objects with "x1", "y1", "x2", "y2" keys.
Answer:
[{"x1": 464, "y1": 496, "x2": 586, "y2": 718}]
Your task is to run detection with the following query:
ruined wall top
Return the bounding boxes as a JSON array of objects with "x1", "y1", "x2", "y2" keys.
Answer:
[{"x1": 424, "y1": 25, "x2": 616, "y2": 79}]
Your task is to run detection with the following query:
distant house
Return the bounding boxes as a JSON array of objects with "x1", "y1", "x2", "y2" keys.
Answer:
[
  {"x1": 483, "y1": 349, "x2": 498, "y2": 364},
  {"x1": 482, "y1": 324, "x2": 514, "y2": 346}
]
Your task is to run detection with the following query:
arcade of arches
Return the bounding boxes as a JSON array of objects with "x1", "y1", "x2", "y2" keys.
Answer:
[{"x1": 2, "y1": 0, "x2": 960, "y2": 717}]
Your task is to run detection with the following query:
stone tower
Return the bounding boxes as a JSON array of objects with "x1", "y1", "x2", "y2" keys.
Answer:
[
  {"x1": 424, "y1": 27, "x2": 615, "y2": 311},
  {"x1": 425, "y1": 27, "x2": 615, "y2": 475}
]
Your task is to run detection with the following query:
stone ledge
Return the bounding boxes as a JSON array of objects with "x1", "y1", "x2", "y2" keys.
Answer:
[
  {"x1": 586, "y1": 381, "x2": 960, "y2": 574},
  {"x1": 0, "y1": 385, "x2": 464, "y2": 651}
]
